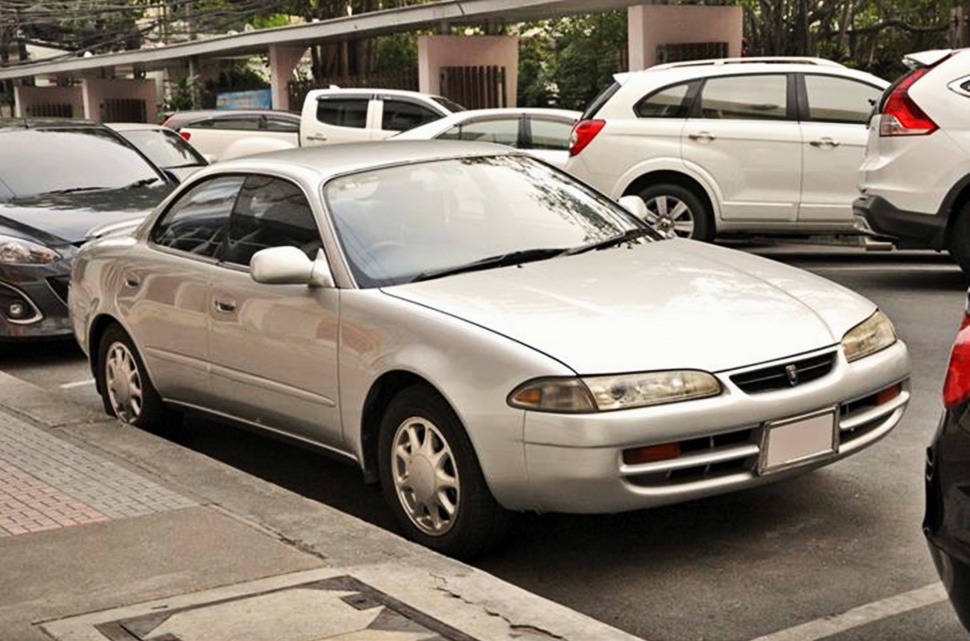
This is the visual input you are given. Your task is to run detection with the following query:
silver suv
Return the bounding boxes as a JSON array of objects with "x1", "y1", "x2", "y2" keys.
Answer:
[{"x1": 565, "y1": 57, "x2": 887, "y2": 240}]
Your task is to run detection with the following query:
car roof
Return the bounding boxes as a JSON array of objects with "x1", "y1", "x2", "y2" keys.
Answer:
[
  {"x1": 199, "y1": 140, "x2": 521, "y2": 181},
  {"x1": 0, "y1": 117, "x2": 105, "y2": 131},
  {"x1": 614, "y1": 57, "x2": 887, "y2": 88},
  {"x1": 105, "y1": 122, "x2": 169, "y2": 131},
  {"x1": 393, "y1": 107, "x2": 581, "y2": 140}
]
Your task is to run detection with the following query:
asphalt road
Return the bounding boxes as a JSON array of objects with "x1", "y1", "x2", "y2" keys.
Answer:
[{"x1": 2, "y1": 244, "x2": 967, "y2": 641}]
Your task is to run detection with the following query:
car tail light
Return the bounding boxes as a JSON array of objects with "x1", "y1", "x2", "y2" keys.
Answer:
[
  {"x1": 943, "y1": 312, "x2": 970, "y2": 408},
  {"x1": 568, "y1": 119, "x2": 605, "y2": 157},
  {"x1": 179, "y1": 131, "x2": 191, "y2": 142},
  {"x1": 879, "y1": 67, "x2": 938, "y2": 136}
]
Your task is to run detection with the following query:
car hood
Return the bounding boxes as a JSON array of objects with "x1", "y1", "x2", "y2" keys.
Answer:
[
  {"x1": 0, "y1": 186, "x2": 172, "y2": 245},
  {"x1": 383, "y1": 239, "x2": 875, "y2": 374}
]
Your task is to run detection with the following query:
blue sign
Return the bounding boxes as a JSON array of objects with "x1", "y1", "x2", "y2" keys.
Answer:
[{"x1": 216, "y1": 88, "x2": 272, "y2": 109}]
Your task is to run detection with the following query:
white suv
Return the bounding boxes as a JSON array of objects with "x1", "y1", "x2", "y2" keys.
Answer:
[
  {"x1": 565, "y1": 58, "x2": 887, "y2": 240},
  {"x1": 855, "y1": 49, "x2": 970, "y2": 272}
]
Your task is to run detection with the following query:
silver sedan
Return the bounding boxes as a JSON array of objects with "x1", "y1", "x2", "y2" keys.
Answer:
[{"x1": 69, "y1": 141, "x2": 912, "y2": 558}]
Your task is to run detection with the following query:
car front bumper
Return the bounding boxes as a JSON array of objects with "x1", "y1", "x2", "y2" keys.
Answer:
[
  {"x1": 505, "y1": 341, "x2": 911, "y2": 514},
  {"x1": 0, "y1": 257, "x2": 75, "y2": 340}
]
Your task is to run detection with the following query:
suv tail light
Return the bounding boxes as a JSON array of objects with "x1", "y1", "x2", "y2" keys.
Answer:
[
  {"x1": 943, "y1": 311, "x2": 970, "y2": 409},
  {"x1": 879, "y1": 67, "x2": 938, "y2": 136},
  {"x1": 568, "y1": 119, "x2": 605, "y2": 157}
]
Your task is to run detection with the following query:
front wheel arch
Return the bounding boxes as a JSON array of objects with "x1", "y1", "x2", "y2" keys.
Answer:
[{"x1": 622, "y1": 171, "x2": 716, "y2": 241}]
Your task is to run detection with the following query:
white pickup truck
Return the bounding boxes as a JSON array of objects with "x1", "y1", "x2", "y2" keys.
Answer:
[{"x1": 164, "y1": 88, "x2": 463, "y2": 160}]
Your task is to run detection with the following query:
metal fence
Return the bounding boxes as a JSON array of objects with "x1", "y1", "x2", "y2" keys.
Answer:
[{"x1": 439, "y1": 65, "x2": 506, "y2": 110}]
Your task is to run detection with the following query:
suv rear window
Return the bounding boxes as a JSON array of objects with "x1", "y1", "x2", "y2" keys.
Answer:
[
  {"x1": 634, "y1": 83, "x2": 694, "y2": 118},
  {"x1": 581, "y1": 81, "x2": 621, "y2": 120}
]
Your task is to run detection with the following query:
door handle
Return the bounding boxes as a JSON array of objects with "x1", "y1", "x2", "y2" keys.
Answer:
[
  {"x1": 810, "y1": 137, "x2": 840, "y2": 148},
  {"x1": 687, "y1": 131, "x2": 716, "y2": 142},
  {"x1": 123, "y1": 274, "x2": 140, "y2": 288},
  {"x1": 213, "y1": 298, "x2": 236, "y2": 313},
  {"x1": 306, "y1": 134, "x2": 328, "y2": 142}
]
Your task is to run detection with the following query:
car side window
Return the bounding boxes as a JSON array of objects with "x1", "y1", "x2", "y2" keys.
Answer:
[
  {"x1": 316, "y1": 98, "x2": 369, "y2": 129},
  {"x1": 150, "y1": 176, "x2": 245, "y2": 257},
  {"x1": 382, "y1": 100, "x2": 442, "y2": 132},
  {"x1": 529, "y1": 117, "x2": 574, "y2": 150},
  {"x1": 804, "y1": 75, "x2": 883, "y2": 125},
  {"x1": 634, "y1": 83, "x2": 694, "y2": 118},
  {"x1": 263, "y1": 116, "x2": 300, "y2": 132},
  {"x1": 206, "y1": 117, "x2": 262, "y2": 131},
  {"x1": 438, "y1": 118, "x2": 520, "y2": 146},
  {"x1": 698, "y1": 75, "x2": 788, "y2": 120},
  {"x1": 220, "y1": 175, "x2": 321, "y2": 267}
]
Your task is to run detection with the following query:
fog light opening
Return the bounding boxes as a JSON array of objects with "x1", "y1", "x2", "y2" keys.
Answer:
[
  {"x1": 623, "y1": 442, "x2": 681, "y2": 466},
  {"x1": 875, "y1": 384, "x2": 902, "y2": 406},
  {"x1": 7, "y1": 300, "x2": 28, "y2": 320}
]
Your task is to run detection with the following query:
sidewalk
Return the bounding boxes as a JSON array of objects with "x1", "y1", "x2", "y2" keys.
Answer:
[{"x1": 0, "y1": 370, "x2": 643, "y2": 641}]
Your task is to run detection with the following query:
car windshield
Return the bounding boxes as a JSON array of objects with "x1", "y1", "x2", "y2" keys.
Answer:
[
  {"x1": 121, "y1": 129, "x2": 207, "y2": 169},
  {"x1": 0, "y1": 128, "x2": 162, "y2": 199},
  {"x1": 325, "y1": 154, "x2": 654, "y2": 288}
]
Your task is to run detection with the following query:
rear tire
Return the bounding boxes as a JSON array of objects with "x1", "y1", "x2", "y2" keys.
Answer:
[
  {"x1": 638, "y1": 183, "x2": 713, "y2": 241},
  {"x1": 948, "y1": 206, "x2": 970, "y2": 275},
  {"x1": 377, "y1": 385, "x2": 512, "y2": 559},
  {"x1": 97, "y1": 324, "x2": 182, "y2": 437}
]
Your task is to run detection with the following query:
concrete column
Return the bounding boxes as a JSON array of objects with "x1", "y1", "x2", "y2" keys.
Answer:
[
  {"x1": 417, "y1": 35, "x2": 518, "y2": 107},
  {"x1": 628, "y1": 4, "x2": 743, "y2": 70},
  {"x1": 269, "y1": 44, "x2": 307, "y2": 111}
]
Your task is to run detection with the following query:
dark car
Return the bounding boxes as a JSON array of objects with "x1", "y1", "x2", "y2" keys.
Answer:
[
  {"x1": 925, "y1": 290, "x2": 970, "y2": 630},
  {"x1": 0, "y1": 118, "x2": 176, "y2": 340},
  {"x1": 106, "y1": 122, "x2": 210, "y2": 182}
]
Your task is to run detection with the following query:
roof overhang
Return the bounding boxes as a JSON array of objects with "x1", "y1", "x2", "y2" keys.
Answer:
[{"x1": 0, "y1": 0, "x2": 641, "y2": 81}]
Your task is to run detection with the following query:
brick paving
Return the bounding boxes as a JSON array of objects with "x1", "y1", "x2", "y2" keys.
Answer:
[{"x1": 0, "y1": 412, "x2": 197, "y2": 536}]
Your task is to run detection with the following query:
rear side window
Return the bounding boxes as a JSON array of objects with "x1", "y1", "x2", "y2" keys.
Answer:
[
  {"x1": 382, "y1": 100, "x2": 443, "y2": 132},
  {"x1": 317, "y1": 98, "x2": 369, "y2": 129},
  {"x1": 197, "y1": 118, "x2": 261, "y2": 131},
  {"x1": 264, "y1": 116, "x2": 300, "y2": 132},
  {"x1": 803, "y1": 75, "x2": 882, "y2": 125},
  {"x1": 634, "y1": 83, "x2": 693, "y2": 118},
  {"x1": 698, "y1": 75, "x2": 788, "y2": 120},
  {"x1": 529, "y1": 117, "x2": 574, "y2": 150},
  {"x1": 151, "y1": 176, "x2": 245, "y2": 257},
  {"x1": 438, "y1": 118, "x2": 520, "y2": 146}
]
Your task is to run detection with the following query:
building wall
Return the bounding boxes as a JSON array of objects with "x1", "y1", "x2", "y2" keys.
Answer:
[
  {"x1": 14, "y1": 85, "x2": 85, "y2": 119},
  {"x1": 83, "y1": 77, "x2": 158, "y2": 123},
  {"x1": 417, "y1": 35, "x2": 518, "y2": 107},
  {"x1": 628, "y1": 5, "x2": 743, "y2": 70}
]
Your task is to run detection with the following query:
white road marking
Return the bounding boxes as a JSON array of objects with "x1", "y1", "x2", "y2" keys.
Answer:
[
  {"x1": 59, "y1": 379, "x2": 96, "y2": 390},
  {"x1": 749, "y1": 583, "x2": 948, "y2": 641}
]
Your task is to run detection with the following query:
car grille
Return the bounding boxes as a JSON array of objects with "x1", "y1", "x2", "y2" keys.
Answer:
[
  {"x1": 730, "y1": 352, "x2": 836, "y2": 394},
  {"x1": 46, "y1": 276, "x2": 70, "y2": 305}
]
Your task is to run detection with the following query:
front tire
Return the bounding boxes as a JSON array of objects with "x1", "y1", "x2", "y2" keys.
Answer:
[
  {"x1": 97, "y1": 324, "x2": 181, "y2": 436},
  {"x1": 638, "y1": 183, "x2": 713, "y2": 241},
  {"x1": 378, "y1": 385, "x2": 511, "y2": 559}
]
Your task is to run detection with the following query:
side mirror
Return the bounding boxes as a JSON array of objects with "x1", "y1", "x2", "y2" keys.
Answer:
[
  {"x1": 618, "y1": 195, "x2": 675, "y2": 239},
  {"x1": 250, "y1": 246, "x2": 334, "y2": 288}
]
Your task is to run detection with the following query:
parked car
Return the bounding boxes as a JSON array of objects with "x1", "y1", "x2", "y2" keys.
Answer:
[
  {"x1": 925, "y1": 289, "x2": 970, "y2": 631},
  {"x1": 107, "y1": 122, "x2": 210, "y2": 182},
  {"x1": 566, "y1": 57, "x2": 888, "y2": 240},
  {"x1": 0, "y1": 118, "x2": 175, "y2": 340},
  {"x1": 69, "y1": 142, "x2": 911, "y2": 558},
  {"x1": 162, "y1": 89, "x2": 462, "y2": 161},
  {"x1": 855, "y1": 48, "x2": 970, "y2": 274},
  {"x1": 161, "y1": 109, "x2": 302, "y2": 161},
  {"x1": 391, "y1": 107, "x2": 580, "y2": 168}
]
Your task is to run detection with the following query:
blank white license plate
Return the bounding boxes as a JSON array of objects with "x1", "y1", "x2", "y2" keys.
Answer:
[{"x1": 760, "y1": 410, "x2": 837, "y2": 474}]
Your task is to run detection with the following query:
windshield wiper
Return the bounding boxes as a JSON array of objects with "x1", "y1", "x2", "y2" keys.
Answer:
[
  {"x1": 39, "y1": 186, "x2": 107, "y2": 195},
  {"x1": 411, "y1": 247, "x2": 567, "y2": 283},
  {"x1": 122, "y1": 177, "x2": 160, "y2": 189},
  {"x1": 561, "y1": 227, "x2": 656, "y2": 257}
]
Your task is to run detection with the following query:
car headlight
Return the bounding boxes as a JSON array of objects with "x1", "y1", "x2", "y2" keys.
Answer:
[
  {"x1": 842, "y1": 310, "x2": 897, "y2": 362},
  {"x1": 0, "y1": 234, "x2": 60, "y2": 265},
  {"x1": 508, "y1": 370, "x2": 722, "y2": 413}
]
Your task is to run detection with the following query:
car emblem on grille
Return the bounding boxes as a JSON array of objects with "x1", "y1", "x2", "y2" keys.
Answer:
[{"x1": 785, "y1": 364, "x2": 799, "y2": 386}]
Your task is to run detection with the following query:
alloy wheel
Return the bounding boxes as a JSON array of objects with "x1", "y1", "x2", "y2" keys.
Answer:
[
  {"x1": 643, "y1": 194, "x2": 696, "y2": 238},
  {"x1": 390, "y1": 416, "x2": 460, "y2": 536}
]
